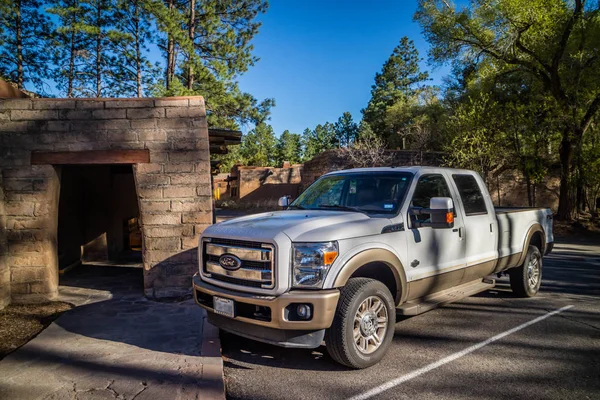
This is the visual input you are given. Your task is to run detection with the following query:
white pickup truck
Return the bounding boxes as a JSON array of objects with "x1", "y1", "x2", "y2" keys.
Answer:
[{"x1": 193, "y1": 167, "x2": 554, "y2": 368}]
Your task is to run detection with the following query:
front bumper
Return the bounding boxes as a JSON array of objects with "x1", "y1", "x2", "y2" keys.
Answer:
[{"x1": 193, "y1": 274, "x2": 339, "y2": 346}]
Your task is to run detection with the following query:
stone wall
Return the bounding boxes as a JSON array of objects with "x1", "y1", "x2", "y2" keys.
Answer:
[
  {"x1": 0, "y1": 96, "x2": 212, "y2": 302},
  {"x1": 231, "y1": 164, "x2": 303, "y2": 201},
  {"x1": 0, "y1": 172, "x2": 10, "y2": 309}
]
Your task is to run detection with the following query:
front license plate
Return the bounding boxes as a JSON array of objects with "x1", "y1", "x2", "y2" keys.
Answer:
[{"x1": 213, "y1": 296, "x2": 235, "y2": 318}]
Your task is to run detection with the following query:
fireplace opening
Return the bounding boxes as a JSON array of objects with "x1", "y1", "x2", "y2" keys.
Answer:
[{"x1": 57, "y1": 165, "x2": 143, "y2": 282}]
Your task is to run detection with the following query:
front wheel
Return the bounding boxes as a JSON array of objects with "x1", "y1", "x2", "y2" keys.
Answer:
[
  {"x1": 326, "y1": 278, "x2": 395, "y2": 369},
  {"x1": 509, "y1": 245, "x2": 542, "y2": 297}
]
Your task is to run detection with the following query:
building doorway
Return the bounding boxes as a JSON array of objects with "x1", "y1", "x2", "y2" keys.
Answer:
[{"x1": 57, "y1": 165, "x2": 143, "y2": 288}]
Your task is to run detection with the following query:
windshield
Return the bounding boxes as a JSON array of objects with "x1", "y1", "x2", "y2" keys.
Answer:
[{"x1": 290, "y1": 172, "x2": 413, "y2": 214}]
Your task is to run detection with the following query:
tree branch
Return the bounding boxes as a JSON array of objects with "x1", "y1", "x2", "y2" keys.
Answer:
[{"x1": 581, "y1": 92, "x2": 600, "y2": 134}]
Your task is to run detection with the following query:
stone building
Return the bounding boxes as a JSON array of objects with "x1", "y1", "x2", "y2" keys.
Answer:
[{"x1": 0, "y1": 94, "x2": 236, "y2": 309}]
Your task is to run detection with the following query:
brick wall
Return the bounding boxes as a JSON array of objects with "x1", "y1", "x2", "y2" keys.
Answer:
[{"x1": 0, "y1": 96, "x2": 212, "y2": 302}]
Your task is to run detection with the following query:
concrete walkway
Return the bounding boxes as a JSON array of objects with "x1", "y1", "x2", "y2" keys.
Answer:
[{"x1": 0, "y1": 266, "x2": 224, "y2": 400}]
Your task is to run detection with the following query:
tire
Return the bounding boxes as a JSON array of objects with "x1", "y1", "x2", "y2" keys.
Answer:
[
  {"x1": 326, "y1": 278, "x2": 395, "y2": 369},
  {"x1": 509, "y1": 245, "x2": 543, "y2": 297}
]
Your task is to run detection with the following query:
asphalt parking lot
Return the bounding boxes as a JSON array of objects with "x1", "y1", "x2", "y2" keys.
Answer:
[{"x1": 222, "y1": 239, "x2": 600, "y2": 400}]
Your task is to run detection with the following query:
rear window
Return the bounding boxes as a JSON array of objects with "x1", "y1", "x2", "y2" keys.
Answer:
[{"x1": 452, "y1": 174, "x2": 488, "y2": 215}]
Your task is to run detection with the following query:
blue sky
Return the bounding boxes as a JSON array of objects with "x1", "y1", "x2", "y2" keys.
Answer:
[{"x1": 237, "y1": 0, "x2": 451, "y2": 136}]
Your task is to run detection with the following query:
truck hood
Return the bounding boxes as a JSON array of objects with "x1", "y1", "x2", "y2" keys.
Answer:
[{"x1": 204, "y1": 210, "x2": 393, "y2": 242}]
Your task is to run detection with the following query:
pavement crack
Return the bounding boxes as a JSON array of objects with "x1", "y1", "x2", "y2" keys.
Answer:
[
  {"x1": 131, "y1": 384, "x2": 148, "y2": 400},
  {"x1": 555, "y1": 313, "x2": 600, "y2": 332},
  {"x1": 105, "y1": 380, "x2": 121, "y2": 399}
]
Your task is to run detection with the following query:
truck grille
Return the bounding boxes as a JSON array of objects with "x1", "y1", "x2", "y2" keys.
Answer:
[{"x1": 202, "y1": 238, "x2": 275, "y2": 289}]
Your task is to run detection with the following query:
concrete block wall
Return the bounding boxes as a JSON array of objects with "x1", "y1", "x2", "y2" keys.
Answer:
[
  {"x1": 0, "y1": 96, "x2": 212, "y2": 302},
  {"x1": 0, "y1": 171, "x2": 10, "y2": 309}
]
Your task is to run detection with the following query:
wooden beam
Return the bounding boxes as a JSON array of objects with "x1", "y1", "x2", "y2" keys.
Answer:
[
  {"x1": 208, "y1": 128, "x2": 242, "y2": 141},
  {"x1": 31, "y1": 149, "x2": 150, "y2": 165}
]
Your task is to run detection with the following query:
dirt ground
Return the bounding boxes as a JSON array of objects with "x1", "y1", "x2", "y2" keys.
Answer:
[
  {"x1": 0, "y1": 302, "x2": 73, "y2": 360},
  {"x1": 553, "y1": 219, "x2": 600, "y2": 241}
]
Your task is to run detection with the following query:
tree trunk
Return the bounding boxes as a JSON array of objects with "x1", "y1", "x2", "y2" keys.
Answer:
[
  {"x1": 95, "y1": 3, "x2": 102, "y2": 97},
  {"x1": 525, "y1": 173, "x2": 533, "y2": 207},
  {"x1": 134, "y1": 0, "x2": 142, "y2": 97},
  {"x1": 556, "y1": 135, "x2": 573, "y2": 220},
  {"x1": 68, "y1": 26, "x2": 75, "y2": 97},
  {"x1": 166, "y1": 0, "x2": 174, "y2": 89},
  {"x1": 187, "y1": 0, "x2": 195, "y2": 89},
  {"x1": 16, "y1": 0, "x2": 23, "y2": 89}
]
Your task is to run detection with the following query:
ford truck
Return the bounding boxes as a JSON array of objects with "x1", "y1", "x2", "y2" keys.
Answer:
[{"x1": 193, "y1": 167, "x2": 554, "y2": 368}]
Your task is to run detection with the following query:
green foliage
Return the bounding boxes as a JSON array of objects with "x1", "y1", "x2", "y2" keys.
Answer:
[
  {"x1": 239, "y1": 122, "x2": 278, "y2": 167},
  {"x1": 416, "y1": 0, "x2": 600, "y2": 218},
  {"x1": 0, "y1": 0, "x2": 53, "y2": 91},
  {"x1": 109, "y1": 0, "x2": 161, "y2": 97},
  {"x1": 302, "y1": 122, "x2": 337, "y2": 161},
  {"x1": 362, "y1": 37, "x2": 429, "y2": 139},
  {"x1": 148, "y1": 0, "x2": 273, "y2": 129},
  {"x1": 47, "y1": 0, "x2": 90, "y2": 97},
  {"x1": 444, "y1": 94, "x2": 504, "y2": 180},
  {"x1": 334, "y1": 112, "x2": 359, "y2": 148},
  {"x1": 276, "y1": 130, "x2": 302, "y2": 166}
]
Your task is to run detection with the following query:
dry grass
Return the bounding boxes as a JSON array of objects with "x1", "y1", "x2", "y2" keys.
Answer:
[{"x1": 0, "y1": 301, "x2": 73, "y2": 360}]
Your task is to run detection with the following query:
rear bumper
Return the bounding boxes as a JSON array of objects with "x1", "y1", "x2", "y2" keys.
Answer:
[{"x1": 192, "y1": 274, "x2": 339, "y2": 347}]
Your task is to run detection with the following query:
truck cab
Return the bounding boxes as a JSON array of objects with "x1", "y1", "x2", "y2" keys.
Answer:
[{"x1": 193, "y1": 167, "x2": 553, "y2": 368}]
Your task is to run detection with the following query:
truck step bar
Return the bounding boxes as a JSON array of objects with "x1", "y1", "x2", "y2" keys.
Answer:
[{"x1": 397, "y1": 278, "x2": 496, "y2": 316}]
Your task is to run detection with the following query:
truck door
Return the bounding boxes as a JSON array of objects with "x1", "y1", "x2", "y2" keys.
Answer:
[
  {"x1": 450, "y1": 173, "x2": 498, "y2": 282},
  {"x1": 406, "y1": 173, "x2": 466, "y2": 298}
]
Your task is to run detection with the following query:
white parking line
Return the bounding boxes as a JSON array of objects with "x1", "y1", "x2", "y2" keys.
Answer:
[{"x1": 348, "y1": 305, "x2": 574, "y2": 400}]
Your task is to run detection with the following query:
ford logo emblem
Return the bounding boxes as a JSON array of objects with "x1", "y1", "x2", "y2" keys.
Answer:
[{"x1": 219, "y1": 254, "x2": 242, "y2": 271}]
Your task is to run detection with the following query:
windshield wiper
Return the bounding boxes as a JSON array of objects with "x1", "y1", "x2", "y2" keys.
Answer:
[
  {"x1": 287, "y1": 204, "x2": 306, "y2": 210},
  {"x1": 317, "y1": 204, "x2": 365, "y2": 213}
]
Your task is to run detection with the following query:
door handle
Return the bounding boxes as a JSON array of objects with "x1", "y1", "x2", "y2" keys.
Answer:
[{"x1": 453, "y1": 227, "x2": 463, "y2": 240}]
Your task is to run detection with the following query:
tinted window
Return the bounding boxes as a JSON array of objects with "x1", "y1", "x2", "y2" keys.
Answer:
[
  {"x1": 291, "y1": 173, "x2": 412, "y2": 214},
  {"x1": 452, "y1": 174, "x2": 488, "y2": 215},
  {"x1": 410, "y1": 174, "x2": 452, "y2": 222}
]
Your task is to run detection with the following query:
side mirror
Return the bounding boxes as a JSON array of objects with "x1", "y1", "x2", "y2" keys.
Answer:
[
  {"x1": 278, "y1": 196, "x2": 290, "y2": 208},
  {"x1": 410, "y1": 197, "x2": 455, "y2": 229},
  {"x1": 429, "y1": 197, "x2": 454, "y2": 228}
]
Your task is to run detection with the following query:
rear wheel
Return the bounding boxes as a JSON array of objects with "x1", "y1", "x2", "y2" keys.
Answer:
[
  {"x1": 509, "y1": 245, "x2": 542, "y2": 297},
  {"x1": 326, "y1": 278, "x2": 395, "y2": 369}
]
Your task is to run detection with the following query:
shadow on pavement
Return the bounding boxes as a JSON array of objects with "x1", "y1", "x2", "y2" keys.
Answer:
[{"x1": 55, "y1": 265, "x2": 204, "y2": 357}]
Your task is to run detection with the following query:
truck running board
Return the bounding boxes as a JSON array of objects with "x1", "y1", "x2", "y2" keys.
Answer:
[{"x1": 397, "y1": 278, "x2": 496, "y2": 316}]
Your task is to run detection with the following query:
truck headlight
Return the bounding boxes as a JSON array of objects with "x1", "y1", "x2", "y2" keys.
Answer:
[{"x1": 292, "y1": 241, "x2": 338, "y2": 288}]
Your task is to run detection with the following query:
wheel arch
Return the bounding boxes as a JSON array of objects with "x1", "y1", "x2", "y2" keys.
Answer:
[
  {"x1": 515, "y1": 223, "x2": 546, "y2": 267},
  {"x1": 332, "y1": 248, "x2": 407, "y2": 306}
]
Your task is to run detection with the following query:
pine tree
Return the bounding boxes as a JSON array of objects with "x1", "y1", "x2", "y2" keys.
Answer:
[
  {"x1": 48, "y1": 0, "x2": 89, "y2": 97},
  {"x1": 334, "y1": 112, "x2": 359, "y2": 148},
  {"x1": 0, "y1": 0, "x2": 53, "y2": 91},
  {"x1": 76, "y1": 0, "x2": 119, "y2": 97},
  {"x1": 110, "y1": 0, "x2": 159, "y2": 97},
  {"x1": 240, "y1": 122, "x2": 278, "y2": 166},
  {"x1": 150, "y1": 0, "x2": 272, "y2": 128},
  {"x1": 302, "y1": 123, "x2": 337, "y2": 161},
  {"x1": 276, "y1": 130, "x2": 302, "y2": 165},
  {"x1": 362, "y1": 37, "x2": 429, "y2": 139}
]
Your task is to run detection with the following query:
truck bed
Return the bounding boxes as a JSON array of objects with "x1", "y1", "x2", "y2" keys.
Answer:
[{"x1": 495, "y1": 206, "x2": 554, "y2": 262}]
